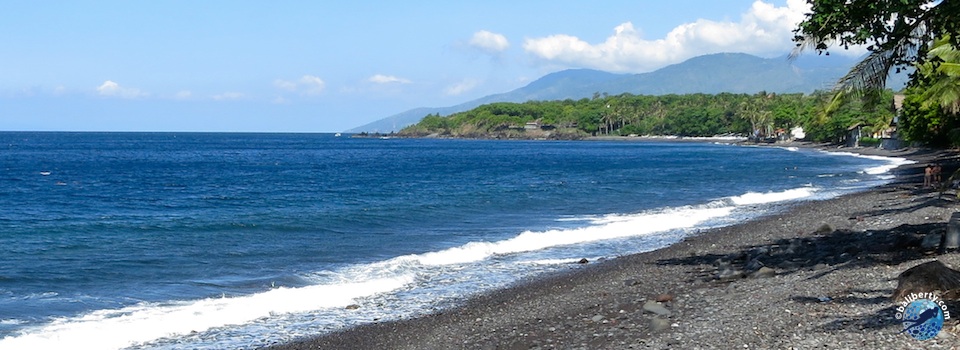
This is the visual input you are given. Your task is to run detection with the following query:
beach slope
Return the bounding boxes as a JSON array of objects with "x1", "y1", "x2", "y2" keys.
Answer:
[{"x1": 268, "y1": 146, "x2": 960, "y2": 349}]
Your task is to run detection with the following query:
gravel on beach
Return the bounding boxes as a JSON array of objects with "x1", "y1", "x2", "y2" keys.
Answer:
[{"x1": 268, "y1": 145, "x2": 960, "y2": 350}]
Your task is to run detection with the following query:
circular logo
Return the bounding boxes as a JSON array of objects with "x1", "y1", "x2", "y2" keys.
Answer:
[{"x1": 900, "y1": 299, "x2": 945, "y2": 340}]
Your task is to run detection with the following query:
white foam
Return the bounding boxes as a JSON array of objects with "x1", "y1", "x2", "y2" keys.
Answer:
[
  {"x1": 728, "y1": 187, "x2": 816, "y2": 206},
  {"x1": 820, "y1": 151, "x2": 916, "y2": 175},
  {"x1": 399, "y1": 205, "x2": 734, "y2": 266},
  {"x1": 555, "y1": 216, "x2": 595, "y2": 222},
  {"x1": 863, "y1": 161, "x2": 907, "y2": 175},
  {"x1": 0, "y1": 202, "x2": 744, "y2": 349},
  {"x1": 0, "y1": 275, "x2": 413, "y2": 350}
]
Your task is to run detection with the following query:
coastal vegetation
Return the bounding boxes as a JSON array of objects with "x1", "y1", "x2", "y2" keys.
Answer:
[
  {"x1": 398, "y1": 90, "x2": 896, "y2": 143},
  {"x1": 793, "y1": 0, "x2": 960, "y2": 147},
  {"x1": 398, "y1": 1, "x2": 960, "y2": 148},
  {"x1": 794, "y1": 0, "x2": 960, "y2": 302}
]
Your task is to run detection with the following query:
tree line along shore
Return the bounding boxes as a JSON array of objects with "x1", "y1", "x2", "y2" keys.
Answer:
[{"x1": 392, "y1": 90, "x2": 908, "y2": 144}]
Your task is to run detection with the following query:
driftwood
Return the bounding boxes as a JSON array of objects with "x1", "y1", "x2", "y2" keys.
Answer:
[{"x1": 893, "y1": 260, "x2": 960, "y2": 302}]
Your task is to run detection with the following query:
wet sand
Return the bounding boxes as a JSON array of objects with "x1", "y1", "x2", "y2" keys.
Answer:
[{"x1": 267, "y1": 144, "x2": 960, "y2": 349}]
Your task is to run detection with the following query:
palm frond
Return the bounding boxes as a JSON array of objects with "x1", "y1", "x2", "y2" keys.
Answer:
[
  {"x1": 939, "y1": 62, "x2": 960, "y2": 76},
  {"x1": 929, "y1": 36, "x2": 960, "y2": 62},
  {"x1": 822, "y1": 88, "x2": 849, "y2": 115},
  {"x1": 920, "y1": 75, "x2": 960, "y2": 113},
  {"x1": 833, "y1": 49, "x2": 897, "y2": 93},
  {"x1": 789, "y1": 35, "x2": 831, "y2": 61}
]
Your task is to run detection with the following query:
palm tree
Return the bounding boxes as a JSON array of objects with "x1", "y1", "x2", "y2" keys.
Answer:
[
  {"x1": 600, "y1": 107, "x2": 615, "y2": 135},
  {"x1": 790, "y1": 1, "x2": 950, "y2": 111},
  {"x1": 739, "y1": 94, "x2": 773, "y2": 139},
  {"x1": 646, "y1": 100, "x2": 666, "y2": 135},
  {"x1": 918, "y1": 36, "x2": 960, "y2": 113}
]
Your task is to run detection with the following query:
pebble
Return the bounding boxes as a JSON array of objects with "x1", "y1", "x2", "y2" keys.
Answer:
[
  {"x1": 650, "y1": 318, "x2": 671, "y2": 332},
  {"x1": 750, "y1": 266, "x2": 776, "y2": 278},
  {"x1": 280, "y1": 170, "x2": 960, "y2": 350},
  {"x1": 642, "y1": 301, "x2": 671, "y2": 316}
]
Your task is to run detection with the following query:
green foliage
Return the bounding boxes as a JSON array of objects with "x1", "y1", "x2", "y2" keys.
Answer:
[
  {"x1": 859, "y1": 137, "x2": 881, "y2": 147},
  {"x1": 398, "y1": 91, "x2": 896, "y2": 142},
  {"x1": 900, "y1": 87, "x2": 960, "y2": 147},
  {"x1": 794, "y1": 0, "x2": 960, "y2": 65},
  {"x1": 896, "y1": 36, "x2": 960, "y2": 148},
  {"x1": 794, "y1": 2, "x2": 960, "y2": 149},
  {"x1": 917, "y1": 36, "x2": 960, "y2": 114}
]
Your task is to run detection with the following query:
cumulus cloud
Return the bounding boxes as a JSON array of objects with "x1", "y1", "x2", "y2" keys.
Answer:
[
  {"x1": 469, "y1": 30, "x2": 510, "y2": 54},
  {"x1": 444, "y1": 79, "x2": 479, "y2": 96},
  {"x1": 368, "y1": 74, "x2": 412, "y2": 84},
  {"x1": 298, "y1": 75, "x2": 326, "y2": 95},
  {"x1": 274, "y1": 75, "x2": 326, "y2": 96},
  {"x1": 96, "y1": 80, "x2": 147, "y2": 98},
  {"x1": 523, "y1": 0, "x2": 849, "y2": 73}
]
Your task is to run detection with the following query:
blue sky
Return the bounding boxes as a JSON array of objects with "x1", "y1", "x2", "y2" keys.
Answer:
[{"x1": 0, "y1": 0, "x2": 857, "y2": 132}]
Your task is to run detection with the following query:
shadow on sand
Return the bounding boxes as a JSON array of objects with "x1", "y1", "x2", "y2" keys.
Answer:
[{"x1": 656, "y1": 188, "x2": 959, "y2": 334}]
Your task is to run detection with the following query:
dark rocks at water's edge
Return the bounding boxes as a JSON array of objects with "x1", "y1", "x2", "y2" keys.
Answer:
[
  {"x1": 267, "y1": 146, "x2": 960, "y2": 350},
  {"x1": 352, "y1": 127, "x2": 590, "y2": 140}
]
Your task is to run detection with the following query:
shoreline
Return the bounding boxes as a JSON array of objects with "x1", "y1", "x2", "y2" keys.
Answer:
[{"x1": 267, "y1": 144, "x2": 960, "y2": 349}]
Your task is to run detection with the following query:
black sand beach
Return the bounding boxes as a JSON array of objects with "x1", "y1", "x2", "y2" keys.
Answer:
[{"x1": 267, "y1": 144, "x2": 960, "y2": 350}]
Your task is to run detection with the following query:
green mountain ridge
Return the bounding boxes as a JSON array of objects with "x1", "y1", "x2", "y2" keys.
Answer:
[{"x1": 346, "y1": 52, "x2": 892, "y2": 133}]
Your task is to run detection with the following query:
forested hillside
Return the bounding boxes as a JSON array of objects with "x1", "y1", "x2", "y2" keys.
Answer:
[
  {"x1": 398, "y1": 91, "x2": 896, "y2": 143},
  {"x1": 349, "y1": 52, "x2": 880, "y2": 134}
]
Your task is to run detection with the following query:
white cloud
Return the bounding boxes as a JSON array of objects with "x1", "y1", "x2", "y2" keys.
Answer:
[
  {"x1": 368, "y1": 74, "x2": 412, "y2": 84},
  {"x1": 523, "y1": 0, "x2": 855, "y2": 73},
  {"x1": 212, "y1": 92, "x2": 245, "y2": 101},
  {"x1": 174, "y1": 90, "x2": 192, "y2": 100},
  {"x1": 274, "y1": 75, "x2": 326, "y2": 96},
  {"x1": 273, "y1": 79, "x2": 298, "y2": 91},
  {"x1": 444, "y1": 79, "x2": 479, "y2": 96},
  {"x1": 298, "y1": 75, "x2": 326, "y2": 95},
  {"x1": 96, "y1": 80, "x2": 147, "y2": 98},
  {"x1": 469, "y1": 30, "x2": 510, "y2": 54}
]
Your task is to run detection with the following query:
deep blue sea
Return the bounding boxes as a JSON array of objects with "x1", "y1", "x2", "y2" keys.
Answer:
[{"x1": 0, "y1": 132, "x2": 910, "y2": 349}]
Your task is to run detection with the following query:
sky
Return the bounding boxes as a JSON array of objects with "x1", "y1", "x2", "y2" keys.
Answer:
[{"x1": 0, "y1": 0, "x2": 863, "y2": 133}]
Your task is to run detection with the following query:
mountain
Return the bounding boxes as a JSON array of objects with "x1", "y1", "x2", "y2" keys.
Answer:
[
  {"x1": 346, "y1": 69, "x2": 623, "y2": 134},
  {"x1": 346, "y1": 52, "x2": 886, "y2": 133}
]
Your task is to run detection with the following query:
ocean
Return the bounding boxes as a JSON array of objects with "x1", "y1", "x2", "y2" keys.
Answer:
[{"x1": 0, "y1": 132, "x2": 910, "y2": 349}]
